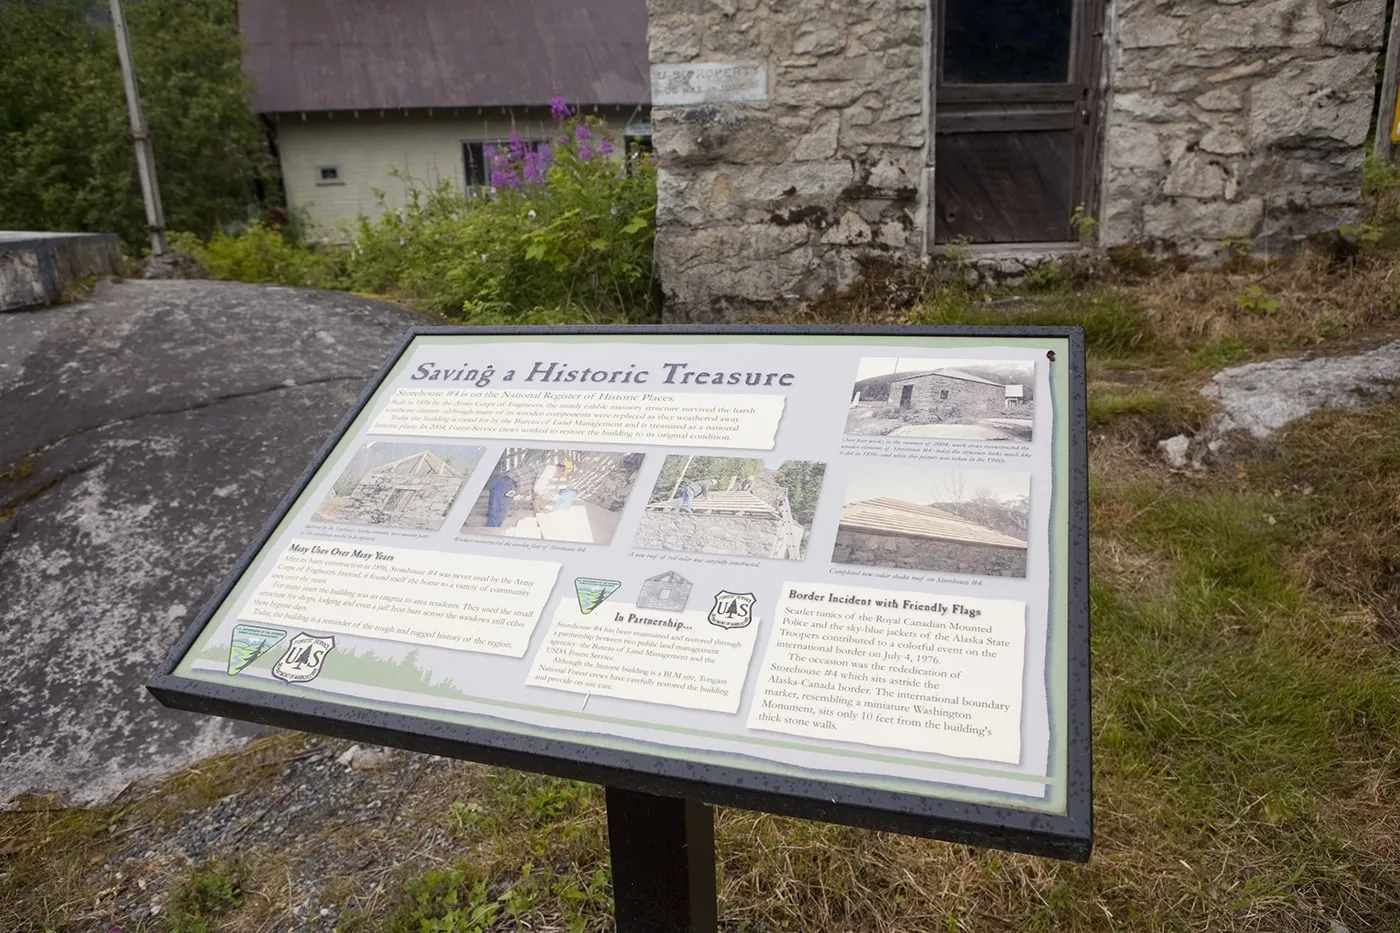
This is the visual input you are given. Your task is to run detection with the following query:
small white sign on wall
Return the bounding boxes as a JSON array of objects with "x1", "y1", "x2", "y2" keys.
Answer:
[{"x1": 651, "y1": 61, "x2": 768, "y2": 106}]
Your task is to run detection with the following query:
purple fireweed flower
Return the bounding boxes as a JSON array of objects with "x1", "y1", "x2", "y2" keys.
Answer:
[
  {"x1": 523, "y1": 155, "x2": 544, "y2": 184},
  {"x1": 508, "y1": 132, "x2": 527, "y2": 162},
  {"x1": 550, "y1": 96, "x2": 571, "y2": 121},
  {"x1": 483, "y1": 144, "x2": 496, "y2": 159},
  {"x1": 650, "y1": 154, "x2": 659, "y2": 165},
  {"x1": 490, "y1": 169, "x2": 520, "y2": 189},
  {"x1": 578, "y1": 143, "x2": 596, "y2": 162},
  {"x1": 575, "y1": 123, "x2": 592, "y2": 142},
  {"x1": 600, "y1": 138, "x2": 614, "y2": 156}
]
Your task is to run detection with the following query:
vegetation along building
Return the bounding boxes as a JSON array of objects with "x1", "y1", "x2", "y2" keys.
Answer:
[
  {"x1": 645, "y1": 0, "x2": 1385, "y2": 319},
  {"x1": 241, "y1": 0, "x2": 652, "y2": 233}
]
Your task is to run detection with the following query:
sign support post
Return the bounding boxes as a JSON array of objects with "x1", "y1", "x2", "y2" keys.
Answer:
[{"x1": 605, "y1": 787, "x2": 717, "y2": 933}]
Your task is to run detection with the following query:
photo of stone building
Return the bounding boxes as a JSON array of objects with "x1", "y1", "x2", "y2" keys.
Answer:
[
  {"x1": 846, "y1": 357, "x2": 1034, "y2": 440},
  {"x1": 634, "y1": 456, "x2": 826, "y2": 560},
  {"x1": 313, "y1": 443, "x2": 484, "y2": 531},
  {"x1": 462, "y1": 448, "x2": 646, "y2": 545},
  {"x1": 832, "y1": 466, "x2": 1031, "y2": 577}
]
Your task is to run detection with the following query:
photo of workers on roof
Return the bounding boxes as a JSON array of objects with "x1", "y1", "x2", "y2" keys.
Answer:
[{"x1": 634, "y1": 456, "x2": 826, "y2": 561}]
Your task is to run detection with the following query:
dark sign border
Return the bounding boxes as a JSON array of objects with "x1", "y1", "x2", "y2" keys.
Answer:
[{"x1": 147, "y1": 324, "x2": 1091, "y2": 862}]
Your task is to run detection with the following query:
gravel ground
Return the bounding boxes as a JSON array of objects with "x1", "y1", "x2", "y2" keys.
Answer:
[{"x1": 65, "y1": 735, "x2": 473, "y2": 933}]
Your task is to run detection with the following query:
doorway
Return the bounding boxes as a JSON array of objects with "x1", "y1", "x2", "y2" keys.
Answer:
[
  {"x1": 930, "y1": 0, "x2": 1105, "y2": 244},
  {"x1": 899, "y1": 385, "x2": 914, "y2": 408}
]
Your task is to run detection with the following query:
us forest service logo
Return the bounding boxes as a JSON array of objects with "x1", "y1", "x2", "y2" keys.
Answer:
[
  {"x1": 272, "y1": 632, "x2": 335, "y2": 683},
  {"x1": 708, "y1": 591, "x2": 756, "y2": 630}
]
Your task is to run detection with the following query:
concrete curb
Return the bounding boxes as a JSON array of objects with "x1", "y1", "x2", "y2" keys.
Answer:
[{"x1": 0, "y1": 231, "x2": 123, "y2": 311}]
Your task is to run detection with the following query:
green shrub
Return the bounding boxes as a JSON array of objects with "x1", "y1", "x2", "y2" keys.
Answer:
[
  {"x1": 175, "y1": 104, "x2": 659, "y2": 324},
  {"x1": 171, "y1": 224, "x2": 341, "y2": 289}
]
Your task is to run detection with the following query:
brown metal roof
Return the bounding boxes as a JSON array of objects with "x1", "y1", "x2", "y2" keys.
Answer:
[
  {"x1": 240, "y1": 0, "x2": 651, "y2": 114},
  {"x1": 838, "y1": 498, "x2": 1028, "y2": 549}
]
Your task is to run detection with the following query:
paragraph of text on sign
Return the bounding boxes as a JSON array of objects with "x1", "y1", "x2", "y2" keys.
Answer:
[
  {"x1": 526, "y1": 601, "x2": 760, "y2": 713},
  {"x1": 371, "y1": 388, "x2": 784, "y2": 450},
  {"x1": 242, "y1": 539, "x2": 560, "y2": 658},
  {"x1": 746, "y1": 583, "x2": 1026, "y2": 763}
]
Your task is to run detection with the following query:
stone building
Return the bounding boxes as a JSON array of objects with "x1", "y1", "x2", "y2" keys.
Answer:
[
  {"x1": 646, "y1": 0, "x2": 1385, "y2": 319},
  {"x1": 882, "y1": 369, "x2": 1008, "y2": 420},
  {"x1": 832, "y1": 498, "x2": 1029, "y2": 577},
  {"x1": 334, "y1": 450, "x2": 466, "y2": 531}
]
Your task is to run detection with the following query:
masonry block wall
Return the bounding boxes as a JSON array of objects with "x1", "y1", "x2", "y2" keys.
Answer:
[
  {"x1": 648, "y1": 0, "x2": 1385, "y2": 314},
  {"x1": 345, "y1": 473, "x2": 461, "y2": 529},
  {"x1": 648, "y1": 0, "x2": 928, "y2": 322},
  {"x1": 886, "y1": 375, "x2": 1005, "y2": 419},
  {"x1": 1099, "y1": 0, "x2": 1385, "y2": 256}
]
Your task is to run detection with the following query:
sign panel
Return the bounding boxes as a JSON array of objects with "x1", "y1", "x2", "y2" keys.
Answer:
[
  {"x1": 651, "y1": 61, "x2": 768, "y2": 106},
  {"x1": 150, "y1": 327, "x2": 1090, "y2": 860}
]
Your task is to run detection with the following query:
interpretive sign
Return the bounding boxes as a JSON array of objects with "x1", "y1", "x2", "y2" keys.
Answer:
[
  {"x1": 651, "y1": 62, "x2": 768, "y2": 106},
  {"x1": 150, "y1": 326, "x2": 1090, "y2": 869}
]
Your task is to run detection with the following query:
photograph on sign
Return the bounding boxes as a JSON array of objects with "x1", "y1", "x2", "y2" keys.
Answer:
[
  {"x1": 312, "y1": 441, "x2": 485, "y2": 531},
  {"x1": 832, "y1": 465, "x2": 1031, "y2": 577},
  {"x1": 462, "y1": 446, "x2": 647, "y2": 545},
  {"x1": 151, "y1": 329, "x2": 1088, "y2": 859},
  {"x1": 634, "y1": 456, "x2": 825, "y2": 561},
  {"x1": 846, "y1": 356, "x2": 1035, "y2": 441}
]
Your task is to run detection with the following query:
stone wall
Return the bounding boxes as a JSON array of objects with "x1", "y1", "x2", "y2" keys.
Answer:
[
  {"x1": 888, "y1": 374, "x2": 1005, "y2": 420},
  {"x1": 832, "y1": 528, "x2": 1027, "y2": 577},
  {"x1": 345, "y1": 473, "x2": 462, "y2": 530},
  {"x1": 648, "y1": 0, "x2": 928, "y2": 321},
  {"x1": 647, "y1": 0, "x2": 1385, "y2": 312},
  {"x1": 1100, "y1": 0, "x2": 1384, "y2": 256}
]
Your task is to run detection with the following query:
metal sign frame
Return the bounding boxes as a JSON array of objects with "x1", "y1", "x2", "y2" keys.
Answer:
[{"x1": 148, "y1": 324, "x2": 1092, "y2": 863}]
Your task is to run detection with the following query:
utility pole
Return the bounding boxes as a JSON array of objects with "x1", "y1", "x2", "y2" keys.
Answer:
[{"x1": 109, "y1": 0, "x2": 167, "y2": 255}]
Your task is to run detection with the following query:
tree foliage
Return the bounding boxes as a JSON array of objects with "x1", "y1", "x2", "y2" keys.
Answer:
[{"x1": 0, "y1": 0, "x2": 274, "y2": 248}]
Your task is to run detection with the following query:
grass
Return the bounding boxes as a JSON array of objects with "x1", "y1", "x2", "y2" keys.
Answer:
[
  {"x1": 167, "y1": 863, "x2": 242, "y2": 933},
  {"x1": 6, "y1": 219, "x2": 1400, "y2": 931}
]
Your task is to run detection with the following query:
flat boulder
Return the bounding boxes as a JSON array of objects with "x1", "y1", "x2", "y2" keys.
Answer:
[
  {"x1": 0, "y1": 279, "x2": 423, "y2": 806},
  {"x1": 1160, "y1": 340, "x2": 1400, "y2": 469}
]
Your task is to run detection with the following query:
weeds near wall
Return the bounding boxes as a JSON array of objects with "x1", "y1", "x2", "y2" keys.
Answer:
[{"x1": 175, "y1": 100, "x2": 660, "y2": 324}]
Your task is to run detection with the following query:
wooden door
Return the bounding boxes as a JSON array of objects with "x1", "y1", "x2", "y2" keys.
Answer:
[{"x1": 932, "y1": 0, "x2": 1104, "y2": 244}]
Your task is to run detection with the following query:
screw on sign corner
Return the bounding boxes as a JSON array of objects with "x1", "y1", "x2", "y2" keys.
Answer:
[{"x1": 1047, "y1": 350, "x2": 1056, "y2": 362}]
